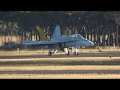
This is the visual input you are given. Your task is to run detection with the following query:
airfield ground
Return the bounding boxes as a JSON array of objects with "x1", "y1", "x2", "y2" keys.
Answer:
[{"x1": 0, "y1": 47, "x2": 120, "y2": 79}]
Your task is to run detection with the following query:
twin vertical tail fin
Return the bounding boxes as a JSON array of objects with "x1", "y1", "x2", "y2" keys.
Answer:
[{"x1": 52, "y1": 25, "x2": 61, "y2": 40}]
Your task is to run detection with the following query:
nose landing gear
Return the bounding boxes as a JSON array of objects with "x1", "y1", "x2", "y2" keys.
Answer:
[{"x1": 48, "y1": 51, "x2": 52, "y2": 56}]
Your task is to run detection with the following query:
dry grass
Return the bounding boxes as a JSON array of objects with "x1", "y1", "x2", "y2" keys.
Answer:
[
  {"x1": 0, "y1": 65, "x2": 120, "y2": 79},
  {"x1": 0, "y1": 57, "x2": 120, "y2": 61},
  {"x1": 0, "y1": 65, "x2": 120, "y2": 71},
  {"x1": 0, "y1": 74, "x2": 120, "y2": 79}
]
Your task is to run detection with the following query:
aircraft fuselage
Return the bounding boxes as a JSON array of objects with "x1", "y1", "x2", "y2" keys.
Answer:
[{"x1": 49, "y1": 34, "x2": 94, "y2": 49}]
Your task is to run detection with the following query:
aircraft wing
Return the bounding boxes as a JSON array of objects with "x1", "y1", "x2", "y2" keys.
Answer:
[
  {"x1": 22, "y1": 38, "x2": 80, "y2": 45},
  {"x1": 22, "y1": 40, "x2": 58, "y2": 45}
]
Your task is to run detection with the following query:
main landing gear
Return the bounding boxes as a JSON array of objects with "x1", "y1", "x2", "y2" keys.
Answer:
[
  {"x1": 67, "y1": 51, "x2": 70, "y2": 55},
  {"x1": 48, "y1": 51, "x2": 52, "y2": 56},
  {"x1": 64, "y1": 48, "x2": 79, "y2": 55},
  {"x1": 74, "y1": 52, "x2": 78, "y2": 55},
  {"x1": 73, "y1": 47, "x2": 79, "y2": 55},
  {"x1": 64, "y1": 48, "x2": 70, "y2": 55}
]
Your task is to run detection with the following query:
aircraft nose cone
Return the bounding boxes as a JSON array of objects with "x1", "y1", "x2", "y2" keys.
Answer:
[
  {"x1": 81, "y1": 39, "x2": 94, "y2": 47},
  {"x1": 90, "y1": 41, "x2": 94, "y2": 46},
  {"x1": 87, "y1": 40, "x2": 94, "y2": 46},
  {"x1": 89, "y1": 41, "x2": 94, "y2": 46}
]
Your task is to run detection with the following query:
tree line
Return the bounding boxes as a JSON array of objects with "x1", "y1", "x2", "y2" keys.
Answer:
[{"x1": 0, "y1": 11, "x2": 120, "y2": 47}]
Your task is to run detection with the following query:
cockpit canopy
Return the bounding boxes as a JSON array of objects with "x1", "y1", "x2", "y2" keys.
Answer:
[{"x1": 71, "y1": 34, "x2": 84, "y2": 39}]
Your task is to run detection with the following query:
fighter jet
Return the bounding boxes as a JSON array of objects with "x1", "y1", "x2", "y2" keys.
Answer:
[{"x1": 22, "y1": 25, "x2": 94, "y2": 56}]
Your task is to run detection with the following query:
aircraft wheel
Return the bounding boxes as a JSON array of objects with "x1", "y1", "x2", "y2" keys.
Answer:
[
  {"x1": 74, "y1": 52, "x2": 78, "y2": 55},
  {"x1": 76, "y1": 53, "x2": 78, "y2": 55},
  {"x1": 48, "y1": 51, "x2": 52, "y2": 56},
  {"x1": 67, "y1": 51, "x2": 70, "y2": 55},
  {"x1": 74, "y1": 52, "x2": 76, "y2": 55}
]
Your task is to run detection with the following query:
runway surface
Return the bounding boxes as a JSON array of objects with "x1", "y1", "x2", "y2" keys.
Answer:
[
  {"x1": 0, "y1": 52, "x2": 120, "y2": 78},
  {"x1": 0, "y1": 52, "x2": 120, "y2": 59},
  {"x1": 0, "y1": 70, "x2": 120, "y2": 74}
]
